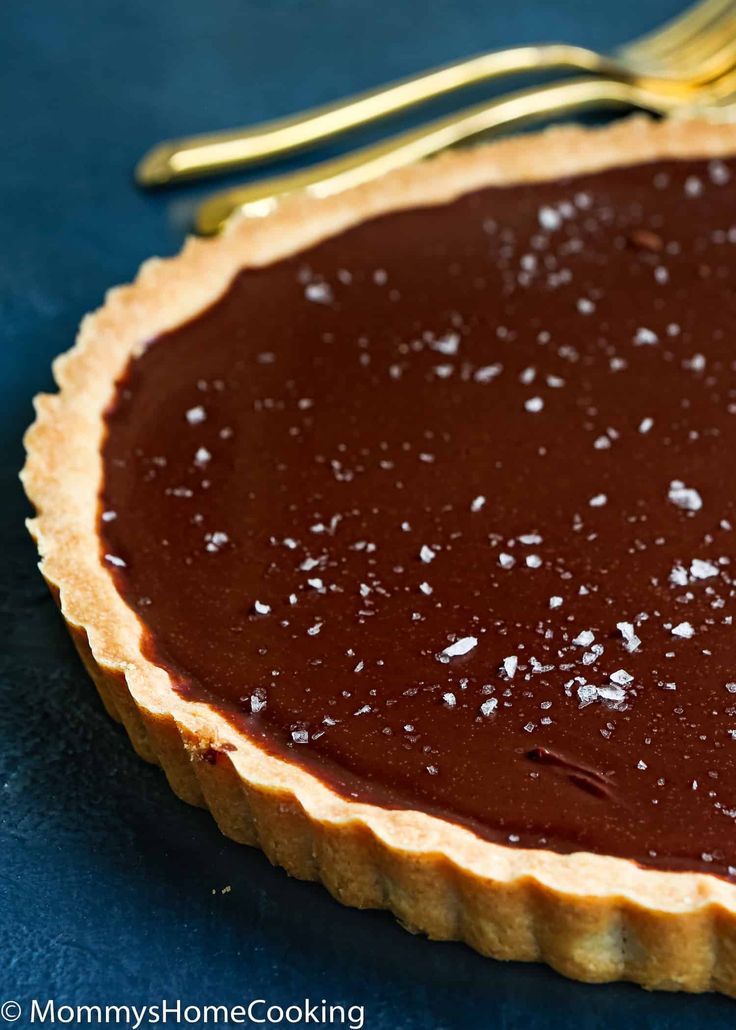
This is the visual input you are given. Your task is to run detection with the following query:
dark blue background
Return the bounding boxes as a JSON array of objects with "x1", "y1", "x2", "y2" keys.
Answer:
[{"x1": 2, "y1": 2, "x2": 734, "y2": 1027}]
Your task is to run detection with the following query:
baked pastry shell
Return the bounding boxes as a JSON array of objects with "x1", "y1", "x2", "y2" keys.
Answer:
[{"x1": 22, "y1": 117, "x2": 736, "y2": 995}]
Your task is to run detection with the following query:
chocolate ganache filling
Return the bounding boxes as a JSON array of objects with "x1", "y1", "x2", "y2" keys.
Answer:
[{"x1": 101, "y1": 156, "x2": 736, "y2": 879}]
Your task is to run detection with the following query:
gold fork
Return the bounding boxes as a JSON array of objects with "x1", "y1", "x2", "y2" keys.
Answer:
[
  {"x1": 137, "y1": 0, "x2": 736, "y2": 187},
  {"x1": 195, "y1": 68, "x2": 736, "y2": 235}
]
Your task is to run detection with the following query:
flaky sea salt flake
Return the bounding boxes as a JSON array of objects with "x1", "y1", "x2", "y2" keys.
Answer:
[
  {"x1": 634, "y1": 327, "x2": 658, "y2": 346},
  {"x1": 503, "y1": 655, "x2": 518, "y2": 679},
  {"x1": 305, "y1": 282, "x2": 333, "y2": 304},
  {"x1": 610, "y1": 669, "x2": 634, "y2": 687},
  {"x1": 670, "y1": 564, "x2": 689, "y2": 587},
  {"x1": 431, "y1": 332, "x2": 460, "y2": 356},
  {"x1": 185, "y1": 405, "x2": 206, "y2": 425},
  {"x1": 473, "y1": 363, "x2": 502, "y2": 383},
  {"x1": 598, "y1": 684, "x2": 626, "y2": 703},
  {"x1": 573, "y1": 630, "x2": 595, "y2": 647},
  {"x1": 538, "y1": 206, "x2": 562, "y2": 231},
  {"x1": 577, "y1": 683, "x2": 598, "y2": 707},
  {"x1": 668, "y1": 480, "x2": 703, "y2": 512},
  {"x1": 205, "y1": 531, "x2": 229, "y2": 553},
  {"x1": 690, "y1": 558, "x2": 718, "y2": 580},
  {"x1": 441, "y1": 636, "x2": 478, "y2": 659},
  {"x1": 617, "y1": 621, "x2": 641, "y2": 652}
]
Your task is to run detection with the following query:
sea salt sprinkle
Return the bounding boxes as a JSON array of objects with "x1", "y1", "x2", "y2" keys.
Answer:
[
  {"x1": 690, "y1": 559, "x2": 718, "y2": 580},
  {"x1": 610, "y1": 669, "x2": 634, "y2": 687},
  {"x1": 304, "y1": 281, "x2": 333, "y2": 304},
  {"x1": 634, "y1": 327, "x2": 658, "y2": 346},
  {"x1": 671, "y1": 622, "x2": 695, "y2": 639},
  {"x1": 250, "y1": 692, "x2": 267, "y2": 714},
  {"x1": 617, "y1": 621, "x2": 641, "y2": 653},
  {"x1": 186, "y1": 405, "x2": 206, "y2": 424},
  {"x1": 474, "y1": 363, "x2": 503, "y2": 383},
  {"x1": 670, "y1": 564, "x2": 689, "y2": 587},
  {"x1": 573, "y1": 630, "x2": 595, "y2": 647},
  {"x1": 538, "y1": 206, "x2": 562, "y2": 231},
  {"x1": 204, "y1": 531, "x2": 228, "y2": 553},
  {"x1": 668, "y1": 480, "x2": 703, "y2": 512},
  {"x1": 685, "y1": 175, "x2": 703, "y2": 197},
  {"x1": 439, "y1": 636, "x2": 478, "y2": 660},
  {"x1": 502, "y1": 655, "x2": 518, "y2": 679},
  {"x1": 430, "y1": 332, "x2": 460, "y2": 355}
]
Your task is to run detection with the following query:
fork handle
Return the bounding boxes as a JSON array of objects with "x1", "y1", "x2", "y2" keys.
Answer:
[
  {"x1": 137, "y1": 45, "x2": 634, "y2": 188},
  {"x1": 195, "y1": 76, "x2": 671, "y2": 235}
]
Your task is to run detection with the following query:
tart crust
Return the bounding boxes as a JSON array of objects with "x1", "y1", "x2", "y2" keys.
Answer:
[{"x1": 22, "y1": 117, "x2": 736, "y2": 995}]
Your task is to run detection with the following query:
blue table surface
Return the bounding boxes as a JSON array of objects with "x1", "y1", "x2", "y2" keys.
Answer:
[{"x1": 2, "y1": 1, "x2": 735, "y2": 1027}]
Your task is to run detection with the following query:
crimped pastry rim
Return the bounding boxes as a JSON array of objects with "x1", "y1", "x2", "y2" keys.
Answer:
[{"x1": 21, "y1": 116, "x2": 736, "y2": 995}]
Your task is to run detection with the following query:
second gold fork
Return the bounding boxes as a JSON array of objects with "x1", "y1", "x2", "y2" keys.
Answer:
[{"x1": 195, "y1": 70, "x2": 736, "y2": 235}]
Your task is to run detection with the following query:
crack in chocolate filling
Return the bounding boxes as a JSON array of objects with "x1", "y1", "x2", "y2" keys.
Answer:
[{"x1": 101, "y1": 155, "x2": 736, "y2": 879}]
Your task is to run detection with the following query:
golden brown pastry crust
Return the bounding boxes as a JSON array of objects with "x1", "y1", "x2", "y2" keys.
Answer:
[{"x1": 22, "y1": 117, "x2": 736, "y2": 995}]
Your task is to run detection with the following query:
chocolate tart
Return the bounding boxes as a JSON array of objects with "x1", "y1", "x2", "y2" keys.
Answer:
[{"x1": 22, "y1": 118, "x2": 736, "y2": 994}]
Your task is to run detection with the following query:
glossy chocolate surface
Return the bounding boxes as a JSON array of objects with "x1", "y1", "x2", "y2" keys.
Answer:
[{"x1": 101, "y1": 156, "x2": 736, "y2": 878}]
